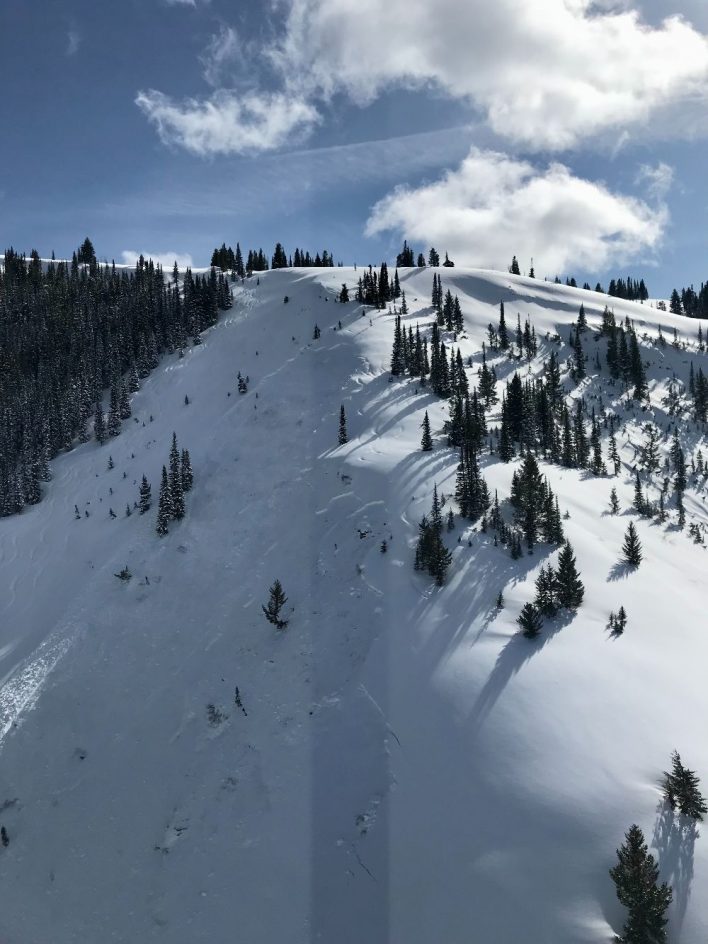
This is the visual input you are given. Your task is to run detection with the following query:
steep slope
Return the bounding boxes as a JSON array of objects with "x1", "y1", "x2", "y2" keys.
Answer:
[{"x1": 0, "y1": 266, "x2": 707, "y2": 943}]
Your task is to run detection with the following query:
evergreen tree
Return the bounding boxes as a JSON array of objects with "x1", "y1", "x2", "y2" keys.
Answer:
[
  {"x1": 338, "y1": 405, "x2": 348, "y2": 445},
  {"x1": 94, "y1": 403, "x2": 106, "y2": 445},
  {"x1": 498, "y1": 302, "x2": 509, "y2": 350},
  {"x1": 663, "y1": 751, "x2": 708, "y2": 820},
  {"x1": 138, "y1": 475, "x2": 152, "y2": 514},
  {"x1": 262, "y1": 579, "x2": 289, "y2": 629},
  {"x1": 610, "y1": 487, "x2": 620, "y2": 515},
  {"x1": 509, "y1": 256, "x2": 521, "y2": 275},
  {"x1": 534, "y1": 564, "x2": 558, "y2": 617},
  {"x1": 180, "y1": 449, "x2": 193, "y2": 491},
  {"x1": 421, "y1": 411, "x2": 433, "y2": 451},
  {"x1": 518, "y1": 602, "x2": 542, "y2": 639},
  {"x1": 554, "y1": 541, "x2": 584, "y2": 610},
  {"x1": 622, "y1": 521, "x2": 643, "y2": 567},
  {"x1": 156, "y1": 466, "x2": 172, "y2": 536},
  {"x1": 609, "y1": 433, "x2": 621, "y2": 476},
  {"x1": 169, "y1": 432, "x2": 185, "y2": 520},
  {"x1": 609, "y1": 824, "x2": 672, "y2": 944}
]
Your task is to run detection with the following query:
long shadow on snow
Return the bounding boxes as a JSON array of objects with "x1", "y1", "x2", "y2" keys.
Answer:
[
  {"x1": 468, "y1": 606, "x2": 577, "y2": 734},
  {"x1": 652, "y1": 801, "x2": 697, "y2": 937},
  {"x1": 413, "y1": 536, "x2": 548, "y2": 677}
]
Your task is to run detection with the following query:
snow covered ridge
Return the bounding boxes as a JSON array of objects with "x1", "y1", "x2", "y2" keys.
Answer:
[{"x1": 1, "y1": 266, "x2": 708, "y2": 942}]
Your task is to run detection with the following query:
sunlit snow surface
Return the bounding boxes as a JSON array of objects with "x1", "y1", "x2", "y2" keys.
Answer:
[{"x1": 0, "y1": 266, "x2": 706, "y2": 943}]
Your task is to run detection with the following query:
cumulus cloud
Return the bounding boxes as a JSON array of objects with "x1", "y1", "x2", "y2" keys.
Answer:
[
  {"x1": 365, "y1": 148, "x2": 667, "y2": 274},
  {"x1": 267, "y1": 0, "x2": 708, "y2": 151},
  {"x1": 121, "y1": 250, "x2": 194, "y2": 270},
  {"x1": 138, "y1": 0, "x2": 708, "y2": 155},
  {"x1": 135, "y1": 88, "x2": 320, "y2": 156}
]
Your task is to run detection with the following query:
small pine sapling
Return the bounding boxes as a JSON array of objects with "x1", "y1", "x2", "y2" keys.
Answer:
[
  {"x1": 610, "y1": 487, "x2": 620, "y2": 515},
  {"x1": 263, "y1": 579, "x2": 289, "y2": 629}
]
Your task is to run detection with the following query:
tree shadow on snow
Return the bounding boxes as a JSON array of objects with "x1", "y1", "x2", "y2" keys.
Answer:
[
  {"x1": 467, "y1": 608, "x2": 577, "y2": 734},
  {"x1": 652, "y1": 800, "x2": 697, "y2": 937},
  {"x1": 607, "y1": 561, "x2": 635, "y2": 582}
]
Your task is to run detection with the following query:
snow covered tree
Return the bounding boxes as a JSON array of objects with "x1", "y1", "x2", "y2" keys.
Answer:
[
  {"x1": 338, "y1": 405, "x2": 348, "y2": 445},
  {"x1": 663, "y1": 751, "x2": 708, "y2": 820},
  {"x1": 420, "y1": 411, "x2": 433, "y2": 451},
  {"x1": 138, "y1": 475, "x2": 152, "y2": 514},
  {"x1": 609, "y1": 824, "x2": 672, "y2": 944},
  {"x1": 622, "y1": 522, "x2": 643, "y2": 567},
  {"x1": 169, "y1": 432, "x2": 184, "y2": 520},
  {"x1": 518, "y1": 602, "x2": 542, "y2": 639},
  {"x1": 156, "y1": 466, "x2": 172, "y2": 536},
  {"x1": 263, "y1": 579, "x2": 289, "y2": 629},
  {"x1": 509, "y1": 255, "x2": 521, "y2": 275},
  {"x1": 94, "y1": 403, "x2": 106, "y2": 445},
  {"x1": 180, "y1": 449, "x2": 193, "y2": 491}
]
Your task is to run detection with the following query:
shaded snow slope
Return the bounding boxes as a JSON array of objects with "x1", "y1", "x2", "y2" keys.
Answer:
[{"x1": 0, "y1": 266, "x2": 707, "y2": 943}]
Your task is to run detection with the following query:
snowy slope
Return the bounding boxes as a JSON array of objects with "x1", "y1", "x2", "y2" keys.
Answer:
[{"x1": 0, "y1": 266, "x2": 707, "y2": 943}]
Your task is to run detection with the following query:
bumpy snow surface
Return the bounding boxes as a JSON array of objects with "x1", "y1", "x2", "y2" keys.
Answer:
[{"x1": 1, "y1": 266, "x2": 707, "y2": 943}]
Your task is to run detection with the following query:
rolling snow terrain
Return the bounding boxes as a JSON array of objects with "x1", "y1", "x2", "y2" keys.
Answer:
[{"x1": 0, "y1": 265, "x2": 707, "y2": 943}]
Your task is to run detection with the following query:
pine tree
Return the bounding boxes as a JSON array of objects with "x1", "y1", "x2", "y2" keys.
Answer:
[
  {"x1": 421, "y1": 411, "x2": 433, "y2": 451},
  {"x1": 138, "y1": 475, "x2": 152, "y2": 514},
  {"x1": 498, "y1": 302, "x2": 508, "y2": 350},
  {"x1": 169, "y1": 432, "x2": 184, "y2": 520},
  {"x1": 609, "y1": 825, "x2": 672, "y2": 944},
  {"x1": 534, "y1": 564, "x2": 557, "y2": 617},
  {"x1": 94, "y1": 403, "x2": 106, "y2": 445},
  {"x1": 509, "y1": 255, "x2": 521, "y2": 275},
  {"x1": 338, "y1": 405, "x2": 348, "y2": 445},
  {"x1": 663, "y1": 751, "x2": 708, "y2": 820},
  {"x1": 262, "y1": 579, "x2": 289, "y2": 629},
  {"x1": 554, "y1": 541, "x2": 584, "y2": 609},
  {"x1": 609, "y1": 433, "x2": 621, "y2": 476},
  {"x1": 518, "y1": 602, "x2": 542, "y2": 639},
  {"x1": 622, "y1": 521, "x2": 643, "y2": 567},
  {"x1": 180, "y1": 449, "x2": 193, "y2": 491},
  {"x1": 156, "y1": 466, "x2": 172, "y2": 536},
  {"x1": 610, "y1": 487, "x2": 620, "y2": 515},
  {"x1": 496, "y1": 591, "x2": 504, "y2": 609}
]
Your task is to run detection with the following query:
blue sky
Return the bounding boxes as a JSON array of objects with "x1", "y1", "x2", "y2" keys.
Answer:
[{"x1": 3, "y1": 0, "x2": 708, "y2": 294}]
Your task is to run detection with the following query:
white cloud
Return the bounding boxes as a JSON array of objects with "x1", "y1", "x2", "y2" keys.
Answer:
[
  {"x1": 138, "y1": 1, "x2": 708, "y2": 155},
  {"x1": 135, "y1": 88, "x2": 320, "y2": 156},
  {"x1": 66, "y1": 29, "x2": 80, "y2": 56},
  {"x1": 268, "y1": 0, "x2": 708, "y2": 151},
  {"x1": 121, "y1": 250, "x2": 194, "y2": 270},
  {"x1": 200, "y1": 25, "x2": 241, "y2": 87},
  {"x1": 635, "y1": 162, "x2": 675, "y2": 200},
  {"x1": 365, "y1": 148, "x2": 667, "y2": 275}
]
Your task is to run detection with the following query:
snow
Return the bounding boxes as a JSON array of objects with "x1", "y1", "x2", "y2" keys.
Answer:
[{"x1": 0, "y1": 265, "x2": 707, "y2": 942}]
